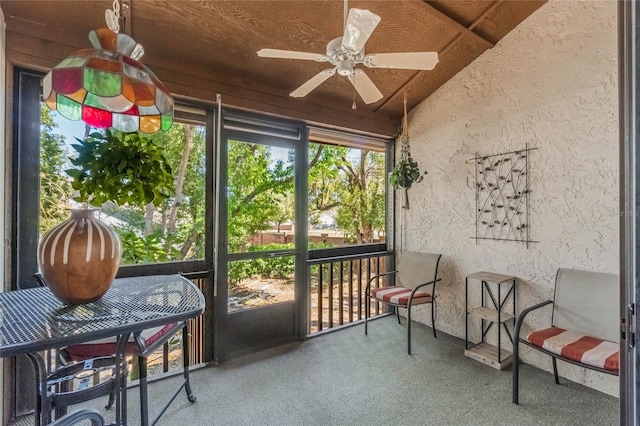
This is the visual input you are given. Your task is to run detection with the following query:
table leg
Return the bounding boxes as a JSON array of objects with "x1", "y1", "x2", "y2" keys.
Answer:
[
  {"x1": 114, "y1": 333, "x2": 131, "y2": 426},
  {"x1": 138, "y1": 353, "x2": 149, "y2": 426},
  {"x1": 24, "y1": 353, "x2": 49, "y2": 426}
]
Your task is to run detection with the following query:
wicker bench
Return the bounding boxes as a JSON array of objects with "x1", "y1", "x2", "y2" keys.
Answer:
[{"x1": 512, "y1": 268, "x2": 619, "y2": 404}]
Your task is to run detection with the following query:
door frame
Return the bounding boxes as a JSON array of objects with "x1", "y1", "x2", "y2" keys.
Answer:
[
  {"x1": 619, "y1": 1, "x2": 639, "y2": 424},
  {"x1": 214, "y1": 109, "x2": 308, "y2": 360}
]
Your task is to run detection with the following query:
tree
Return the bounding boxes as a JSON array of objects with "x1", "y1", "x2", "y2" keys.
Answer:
[
  {"x1": 135, "y1": 123, "x2": 207, "y2": 261},
  {"x1": 307, "y1": 144, "x2": 343, "y2": 219},
  {"x1": 273, "y1": 191, "x2": 295, "y2": 232},
  {"x1": 227, "y1": 141, "x2": 294, "y2": 252},
  {"x1": 39, "y1": 107, "x2": 72, "y2": 234},
  {"x1": 334, "y1": 149, "x2": 386, "y2": 243},
  {"x1": 307, "y1": 143, "x2": 386, "y2": 244},
  {"x1": 225, "y1": 141, "x2": 387, "y2": 250}
]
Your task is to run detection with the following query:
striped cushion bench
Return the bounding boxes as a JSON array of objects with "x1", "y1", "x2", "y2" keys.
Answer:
[
  {"x1": 513, "y1": 269, "x2": 619, "y2": 405},
  {"x1": 370, "y1": 286, "x2": 432, "y2": 306},
  {"x1": 526, "y1": 326, "x2": 619, "y2": 373}
]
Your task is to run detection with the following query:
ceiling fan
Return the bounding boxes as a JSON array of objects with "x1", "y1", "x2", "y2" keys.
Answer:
[{"x1": 257, "y1": 2, "x2": 439, "y2": 105}]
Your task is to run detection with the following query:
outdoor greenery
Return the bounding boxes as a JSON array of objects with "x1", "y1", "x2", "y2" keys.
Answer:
[
  {"x1": 39, "y1": 108, "x2": 72, "y2": 234},
  {"x1": 227, "y1": 242, "x2": 337, "y2": 285},
  {"x1": 39, "y1": 107, "x2": 387, "y2": 279},
  {"x1": 308, "y1": 144, "x2": 385, "y2": 244}
]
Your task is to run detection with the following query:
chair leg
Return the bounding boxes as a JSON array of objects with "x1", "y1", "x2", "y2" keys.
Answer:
[
  {"x1": 396, "y1": 307, "x2": 401, "y2": 324},
  {"x1": 407, "y1": 303, "x2": 412, "y2": 355},
  {"x1": 512, "y1": 338, "x2": 520, "y2": 404},
  {"x1": 182, "y1": 325, "x2": 197, "y2": 403},
  {"x1": 105, "y1": 388, "x2": 115, "y2": 410},
  {"x1": 431, "y1": 299, "x2": 437, "y2": 338},
  {"x1": 364, "y1": 294, "x2": 369, "y2": 335},
  {"x1": 552, "y1": 357, "x2": 560, "y2": 385},
  {"x1": 138, "y1": 355, "x2": 149, "y2": 426}
]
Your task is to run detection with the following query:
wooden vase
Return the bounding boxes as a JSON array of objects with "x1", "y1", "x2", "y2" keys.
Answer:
[{"x1": 38, "y1": 209, "x2": 121, "y2": 304}]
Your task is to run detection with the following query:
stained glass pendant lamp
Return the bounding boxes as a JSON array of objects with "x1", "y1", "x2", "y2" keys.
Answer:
[{"x1": 42, "y1": 0, "x2": 173, "y2": 133}]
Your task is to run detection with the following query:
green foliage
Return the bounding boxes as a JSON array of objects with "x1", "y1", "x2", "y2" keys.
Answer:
[
  {"x1": 334, "y1": 150, "x2": 386, "y2": 243},
  {"x1": 308, "y1": 144, "x2": 386, "y2": 244},
  {"x1": 227, "y1": 142, "x2": 294, "y2": 252},
  {"x1": 66, "y1": 130, "x2": 174, "y2": 208},
  {"x1": 389, "y1": 134, "x2": 427, "y2": 189},
  {"x1": 38, "y1": 115, "x2": 206, "y2": 264},
  {"x1": 117, "y1": 229, "x2": 180, "y2": 264},
  {"x1": 152, "y1": 125, "x2": 207, "y2": 260},
  {"x1": 308, "y1": 144, "x2": 343, "y2": 220},
  {"x1": 39, "y1": 107, "x2": 72, "y2": 233},
  {"x1": 228, "y1": 242, "x2": 336, "y2": 284},
  {"x1": 39, "y1": 109, "x2": 387, "y2": 272}
]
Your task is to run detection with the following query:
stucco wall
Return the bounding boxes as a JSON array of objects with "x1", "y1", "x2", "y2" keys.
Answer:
[{"x1": 401, "y1": 0, "x2": 619, "y2": 396}]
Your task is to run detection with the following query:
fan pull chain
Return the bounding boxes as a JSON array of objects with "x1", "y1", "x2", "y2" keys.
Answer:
[{"x1": 352, "y1": 86, "x2": 357, "y2": 110}]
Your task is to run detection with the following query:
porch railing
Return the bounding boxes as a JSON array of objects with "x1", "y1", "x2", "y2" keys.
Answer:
[
  {"x1": 41, "y1": 254, "x2": 392, "y2": 385},
  {"x1": 308, "y1": 252, "x2": 393, "y2": 334}
]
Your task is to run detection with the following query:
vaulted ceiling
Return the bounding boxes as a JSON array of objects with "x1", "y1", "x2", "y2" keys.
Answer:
[{"x1": 1, "y1": 0, "x2": 546, "y2": 136}]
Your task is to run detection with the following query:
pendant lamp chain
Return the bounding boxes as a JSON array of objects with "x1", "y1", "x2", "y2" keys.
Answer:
[{"x1": 105, "y1": 0, "x2": 121, "y2": 33}]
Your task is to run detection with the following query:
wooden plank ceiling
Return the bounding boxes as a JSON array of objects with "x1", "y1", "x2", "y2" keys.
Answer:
[{"x1": 1, "y1": 0, "x2": 546, "y2": 137}]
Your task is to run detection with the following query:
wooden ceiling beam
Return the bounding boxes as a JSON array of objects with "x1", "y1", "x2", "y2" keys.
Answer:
[
  {"x1": 420, "y1": 0, "x2": 495, "y2": 50},
  {"x1": 376, "y1": 0, "x2": 504, "y2": 113},
  {"x1": 467, "y1": 1, "x2": 505, "y2": 32}
]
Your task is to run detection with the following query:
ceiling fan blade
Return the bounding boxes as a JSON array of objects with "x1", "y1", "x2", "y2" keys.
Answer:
[
  {"x1": 349, "y1": 69, "x2": 383, "y2": 104},
  {"x1": 257, "y1": 49, "x2": 327, "y2": 62},
  {"x1": 290, "y1": 68, "x2": 337, "y2": 98},
  {"x1": 364, "y1": 52, "x2": 439, "y2": 70},
  {"x1": 342, "y1": 9, "x2": 381, "y2": 53}
]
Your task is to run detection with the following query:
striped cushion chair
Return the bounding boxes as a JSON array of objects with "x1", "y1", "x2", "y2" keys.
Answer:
[
  {"x1": 364, "y1": 251, "x2": 442, "y2": 354},
  {"x1": 512, "y1": 268, "x2": 619, "y2": 404},
  {"x1": 50, "y1": 322, "x2": 190, "y2": 422},
  {"x1": 34, "y1": 273, "x2": 194, "y2": 425}
]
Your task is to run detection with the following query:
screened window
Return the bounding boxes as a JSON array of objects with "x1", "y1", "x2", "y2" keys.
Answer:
[
  {"x1": 307, "y1": 128, "x2": 390, "y2": 254},
  {"x1": 40, "y1": 108, "x2": 207, "y2": 265}
]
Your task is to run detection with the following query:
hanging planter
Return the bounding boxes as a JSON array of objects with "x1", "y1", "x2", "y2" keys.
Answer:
[
  {"x1": 389, "y1": 94, "x2": 427, "y2": 209},
  {"x1": 37, "y1": 129, "x2": 174, "y2": 304}
]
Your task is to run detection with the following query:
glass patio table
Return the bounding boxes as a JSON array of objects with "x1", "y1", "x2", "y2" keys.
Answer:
[{"x1": 0, "y1": 274, "x2": 205, "y2": 426}]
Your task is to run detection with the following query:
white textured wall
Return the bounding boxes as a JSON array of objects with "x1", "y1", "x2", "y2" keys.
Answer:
[{"x1": 400, "y1": 0, "x2": 619, "y2": 396}]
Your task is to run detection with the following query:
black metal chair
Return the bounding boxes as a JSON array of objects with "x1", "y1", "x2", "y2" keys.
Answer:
[
  {"x1": 34, "y1": 273, "x2": 197, "y2": 425},
  {"x1": 364, "y1": 251, "x2": 442, "y2": 354},
  {"x1": 49, "y1": 409, "x2": 105, "y2": 426}
]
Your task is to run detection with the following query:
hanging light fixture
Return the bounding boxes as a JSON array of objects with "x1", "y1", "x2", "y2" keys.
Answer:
[{"x1": 42, "y1": 0, "x2": 173, "y2": 133}]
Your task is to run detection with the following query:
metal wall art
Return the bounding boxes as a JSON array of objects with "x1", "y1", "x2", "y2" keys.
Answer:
[{"x1": 472, "y1": 145, "x2": 537, "y2": 247}]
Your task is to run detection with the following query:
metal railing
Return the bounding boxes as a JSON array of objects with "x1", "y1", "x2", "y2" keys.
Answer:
[
  {"x1": 308, "y1": 252, "x2": 392, "y2": 334},
  {"x1": 40, "y1": 276, "x2": 208, "y2": 380},
  {"x1": 36, "y1": 256, "x2": 394, "y2": 400}
]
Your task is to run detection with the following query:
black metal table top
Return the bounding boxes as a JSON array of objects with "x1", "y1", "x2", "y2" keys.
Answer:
[{"x1": 0, "y1": 274, "x2": 205, "y2": 357}]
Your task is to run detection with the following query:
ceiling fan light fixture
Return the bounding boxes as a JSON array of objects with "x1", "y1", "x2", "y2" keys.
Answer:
[
  {"x1": 342, "y1": 9, "x2": 381, "y2": 53},
  {"x1": 336, "y1": 60, "x2": 354, "y2": 76},
  {"x1": 257, "y1": 3, "x2": 437, "y2": 105}
]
